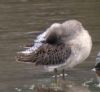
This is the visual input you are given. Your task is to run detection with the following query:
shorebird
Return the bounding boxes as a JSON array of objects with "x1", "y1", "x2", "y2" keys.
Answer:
[
  {"x1": 17, "y1": 20, "x2": 92, "y2": 79},
  {"x1": 93, "y1": 52, "x2": 100, "y2": 87}
]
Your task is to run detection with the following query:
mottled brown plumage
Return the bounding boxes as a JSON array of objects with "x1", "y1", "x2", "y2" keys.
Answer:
[
  {"x1": 17, "y1": 20, "x2": 92, "y2": 73},
  {"x1": 17, "y1": 44, "x2": 71, "y2": 66}
]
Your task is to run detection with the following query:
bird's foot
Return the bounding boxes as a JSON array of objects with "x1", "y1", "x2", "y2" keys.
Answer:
[
  {"x1": 59, "y1": 73, "x2": 68, "y2": 77},
  {"x1": 52, "y1": 75, "x2": 60, "y2": 78},
  {"x1": 60, "y1": 69, "x2": 68, "y2": 80}
]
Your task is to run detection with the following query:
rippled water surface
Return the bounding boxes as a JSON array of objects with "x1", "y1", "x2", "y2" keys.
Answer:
[{"x1": 0, "y1": 0, "x2": 100, "y2": 92}]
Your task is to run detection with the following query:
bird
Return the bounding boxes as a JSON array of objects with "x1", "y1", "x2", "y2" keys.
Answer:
[
  {"x1": 16, "y1": 19, "x2": 92, "y2": 80},
  {"x1": 93, "y1": 52, "x2": 100, "y2": 87}
]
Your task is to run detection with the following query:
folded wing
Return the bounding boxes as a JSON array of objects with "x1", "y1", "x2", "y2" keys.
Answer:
[{"x1": 17, "y1": 44, "x2": 71, "y2": 66}]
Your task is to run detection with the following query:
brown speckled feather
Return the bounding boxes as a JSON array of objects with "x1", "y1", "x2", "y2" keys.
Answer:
[{"x1": 17, "y1": 44, "x2": 71, "y2": 66}]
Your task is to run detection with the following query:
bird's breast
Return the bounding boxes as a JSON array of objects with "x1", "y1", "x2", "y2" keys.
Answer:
[{"x1": 64, "y1": 30, "x2": 92, "y2": 68}]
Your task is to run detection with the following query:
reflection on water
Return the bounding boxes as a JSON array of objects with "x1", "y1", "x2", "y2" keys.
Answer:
[
  {"x1": 0, "y1": 0, "x2": 100, "y2": 92},
  {"x1": 14, "y1": 79, "x2": 92, "y2": 92}
]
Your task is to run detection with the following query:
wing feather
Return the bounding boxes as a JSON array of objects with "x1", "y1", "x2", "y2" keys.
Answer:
[{"x1": 17, "y1": 44, "x2": 71, "y2": 66}]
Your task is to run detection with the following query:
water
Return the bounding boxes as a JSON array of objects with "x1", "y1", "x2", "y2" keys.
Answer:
[{"x1": 0, "y1": 0, "x2": 100, "y2": 92}]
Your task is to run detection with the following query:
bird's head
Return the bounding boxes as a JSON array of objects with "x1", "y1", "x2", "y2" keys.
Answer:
[
  {"x1": 45, "y1": 20, "x2": 84, "y2": 45},
  {"x1": 45, "y1": 23, "x2": 63, "y2": 45}
]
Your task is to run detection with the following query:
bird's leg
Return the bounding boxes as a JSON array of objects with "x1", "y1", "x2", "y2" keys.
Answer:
[
  {"x1": 62, "y1": 69, "x2": 65, "y2": 80},
  {"x1": 54, "y1": 68, "x2": 58, "y2": 83},
  {"x1": 60, "y1": 69, "x2": 68, "y2": 80}
]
